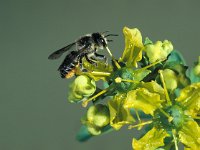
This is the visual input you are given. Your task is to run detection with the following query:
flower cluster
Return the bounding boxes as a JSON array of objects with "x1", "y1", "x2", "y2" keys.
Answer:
[{"x1": 66, "y1": 27, "x2": 200, "y2": 150}]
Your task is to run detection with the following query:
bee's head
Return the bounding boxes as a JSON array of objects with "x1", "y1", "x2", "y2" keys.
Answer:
[{"x1": 92, "y1": 33, "x2": 107, "y2": 48}]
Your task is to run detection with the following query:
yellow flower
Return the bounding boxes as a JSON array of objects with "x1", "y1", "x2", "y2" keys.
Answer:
[
  {"x1": 126, "y1": 78, "x2": 200, "y2": 150},
  {"x1": 119, "y1": 27, "x2": 144, "y2": 67},
  {"x1": 108, "y1": 94, "x2": 135, "y2": 130},
  {"x1": 144, "y1": 40, "x2": 173, "y2": 63},
  {"x1": 132, "y1": 128, "x2": 169, "y2": 150}
]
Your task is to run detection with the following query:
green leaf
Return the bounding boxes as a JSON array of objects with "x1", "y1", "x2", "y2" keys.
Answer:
[
  {"x1": 133, "y1": 69, "x2": 151, "y2": 82},
  {"x1": 108, "y1": 93, "x2": 135, "y2": 130},
  {"x1": 144, "y1": 40, "x2": 173, "y2": 63},
  {"x1": 176, "y1": 82, "x2": 200, "y2": 118},
  {"x1": 76, "y1": 125, "x2": 113, "y2": 142},
  {"x1": 167, "y1": 50, "x2": 186, "y2": 65},
  {"x1": 76, "y1": 125, "x2": 93, "y2": 142},
  {"x1": 179, "y1": 120, "x2": 200, "y2": 150},
  {"x1": 68, "y1": 75, "x2": 96, "y2": 103},
  {"x1": 132, "y1": 127, "x2": 169, "y2": 150},
  {"x1": 119, "y1": 27, "x2": 144, "y2": 67},
  {"x1": 144, "y1": 37, "x2": 153, "y2": 46},
  {"x1": 124, "y1": 86, "x2": 164, "y2": 116}
]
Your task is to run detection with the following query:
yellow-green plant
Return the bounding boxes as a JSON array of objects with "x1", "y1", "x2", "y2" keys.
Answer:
[{"x1": 65, "y1": 27, "x2": 199, "y2": 150}]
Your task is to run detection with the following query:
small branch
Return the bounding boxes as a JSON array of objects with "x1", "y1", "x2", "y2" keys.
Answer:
[
  {"x1": 172, "y1": 129, "x2": 179, "y2": 150},
  {"x1": 82, "y1": 88, "x2": 109, "y2": 107},
  {"x1": 106, "y1": 47, "x2": 121, "y2": 69},
  {"x1": 159, "y1": 70, "x2": 172, "y2": 106},
  {"x1": 91, "y1": 71, "x2": 111, "y2": 76},
  {"x1": 139, "y1": 59, "x2": 165, "y2": 71},
  {"x1": 128, "y1": 120, "x2": 152, "y2": 129}
]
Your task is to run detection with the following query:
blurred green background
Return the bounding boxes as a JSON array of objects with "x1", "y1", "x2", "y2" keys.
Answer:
[{"x1": 0, "y1": 0, "x2": 200, "y2": 150}]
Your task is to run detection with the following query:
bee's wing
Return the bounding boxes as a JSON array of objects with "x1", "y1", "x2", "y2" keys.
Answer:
[{"x1": 48, "y1": 42, "x2": 76, "y2": 60}]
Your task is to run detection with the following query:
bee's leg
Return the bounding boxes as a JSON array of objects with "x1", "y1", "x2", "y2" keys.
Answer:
[
  {"x1": 85, "y1": 54, "x2": 97, "y2": 66},
  {"x1": 79, "y1": 57, "x2": 87, "y2": 72},
  {"x1": 94, "y1": 52, "x2": 108, "y2": 64}
]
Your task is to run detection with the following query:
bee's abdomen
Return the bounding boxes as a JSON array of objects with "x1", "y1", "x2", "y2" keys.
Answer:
[
  {"x1": 59, "y1": 62, "x2": 78, "y2": 78},
  {"x1": 58, "y1": 51, "x2": 79, "y2": 78}
]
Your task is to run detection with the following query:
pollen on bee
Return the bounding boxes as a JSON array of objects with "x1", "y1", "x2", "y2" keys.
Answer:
[
  {"x1": 65, "y1": 64, "x2": 80, "y2": 79},
  {"x1": 65, "y1": 69, "x2": 76, "y2": 78}
]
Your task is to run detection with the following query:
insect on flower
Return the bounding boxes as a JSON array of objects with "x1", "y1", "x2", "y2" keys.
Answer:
[{"x1": 48, "y1": 32, "x2": 118, "y2": 78}]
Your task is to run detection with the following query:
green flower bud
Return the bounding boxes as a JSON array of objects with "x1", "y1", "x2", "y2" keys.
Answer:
[
  {"x1": 87, "y1": 124, "x2": 101, "y2": 135},
  {"x1": 68, "y1": 75, "x2": 96, "y2": 103},
  {"x1": 87, "y1": 104, "x2": 110, "y2": 128}
]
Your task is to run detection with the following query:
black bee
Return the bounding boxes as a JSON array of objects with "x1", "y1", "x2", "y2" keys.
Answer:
[{"x1": 48, "y1": 32, "x2": 117, "y2": 78}]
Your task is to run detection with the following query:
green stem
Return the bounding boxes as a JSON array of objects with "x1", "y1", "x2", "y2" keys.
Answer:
[
  {"x1": 172, "y1": 129, "x2": 179, "y2": 150},
  {"x1": 82, "y1": 88, "x2": 109, "y2": 107},
  {"x1": 139, "y1": 59, "x2": 165, "y2": 71},
  {"x1": 135, "y1": 109, "x2": 141, "y2": 123},
  {"x1": 91, "y1": 71, "x2": 111, "y2": 76},
  {"x1": 159, "y1": 108, "x2": 173, "y2": 122},
  {"x1": 128, "y1": 120, "x2": 152, "y2": 129},
  {"x1": 115, "y1": 77, "x2": 140, "y2": 84},
  {"x1": 193, "y1": 116, "x2": 200, "y2": 120},
  {"x1": 106, "y1": 47, "x2": 121, "y2": 69},
  {"x1": 159, "y1": 70, "x2": 172, "y2": 106}
]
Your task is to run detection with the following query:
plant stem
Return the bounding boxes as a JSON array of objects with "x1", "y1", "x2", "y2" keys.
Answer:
[
  {"x1": 135, "y1": 109, "x2": 141, "y2": 123},
  {"x1": 159, "y1": 70, "x2": 172, "y2": 106},
  {"x1": 172, "y1": 129, "x2": 179, "y2": 150},
  {"x1": 193, "y1": 116, "x2": 200, "y2": 120},
  {"x1": 106, "y1": 47, "x2": 121, "y2": 69},
  {"x1": 128, "y1": 120, "x2": 152, "y2": 129},
  {"x1": 114, "y1": 77, "x2": 140, "y2": 84},
  {"x1": 139, "y1": 59, "x2": 165, "y2": 71},
  {"x1": 82, "y1": 88, "x2": 109, "y2": 107},
  {"x1": 159, "y1": 108, "x2": 173, "y2": 122},
  {"x1": 91, "y1": 71, "x2": 111, "y2": 76}
]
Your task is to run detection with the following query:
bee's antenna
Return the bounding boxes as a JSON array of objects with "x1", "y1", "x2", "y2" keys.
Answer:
[
  {"x1": 102, "y1": 31, "x2": 109, "y2": 34},
  {"x1": 107, "y1": 39, "x2": 113, "y2": 42},
  {"x1": 104, "y1": 34, "x2": 118, "y2": 37}
]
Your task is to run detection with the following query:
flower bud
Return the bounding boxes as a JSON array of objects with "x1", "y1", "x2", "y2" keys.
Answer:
[
  {"x1": 86, "y1": 124, "x2": 101, "y2": 135},
  {"x1": 68, "y1": 75, "x2": 96, "y2": 103},
  {"x1": 87, "y1": 104, "x2": 110, "y2": 128}
]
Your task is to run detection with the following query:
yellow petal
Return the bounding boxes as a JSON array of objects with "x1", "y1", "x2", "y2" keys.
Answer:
[
  {"x1": 108, "y1": 94, "x2": 135, "y2": 130},
  {"x1": 125, "y1": 88, "x2": 164, "y2": 116},
  {"x1": 139, "y1": 81, "x2": 165, "y2": 99},
  {"x1": 176, "y1": 82, "x2": 200, "y2": 117},
  {"x1": 132, "y1": 127, "x2": 169, "y2": 150},
  {"x1": 119, "y1": 27, "x2": 144, "y2": 67},
  {"x1": 179, "y1": 120, "x2": 200, "y2": 150}
]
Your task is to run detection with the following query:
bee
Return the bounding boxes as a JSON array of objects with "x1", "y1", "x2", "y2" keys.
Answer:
[{"x1": 48, "y1": 32, "x2": 118, "y2": 78}]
